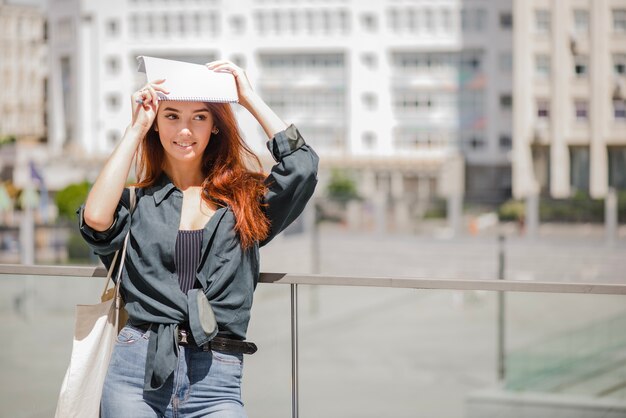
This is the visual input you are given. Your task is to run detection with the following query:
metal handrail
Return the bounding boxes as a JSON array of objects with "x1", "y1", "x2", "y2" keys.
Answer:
[
  {"x1": 1, "y1": 264, "x2": 625, "y2": 295},
  {"x1": 2, "y1": 264, "x2": 625, "y2": 418}
]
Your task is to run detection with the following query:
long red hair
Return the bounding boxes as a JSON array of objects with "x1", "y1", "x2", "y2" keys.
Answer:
[{"x1": 133, "y1": 102, "x2": 270, "y2": 249}]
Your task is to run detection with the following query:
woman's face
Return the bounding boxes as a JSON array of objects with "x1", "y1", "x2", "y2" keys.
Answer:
[{"x1": 155, "y1": 101, "x2": 215, "y2": 165}]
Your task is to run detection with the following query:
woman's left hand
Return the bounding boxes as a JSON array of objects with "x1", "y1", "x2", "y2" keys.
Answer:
[{"x1": 205, "y1": 60, "x2": 255, "y2": 109}]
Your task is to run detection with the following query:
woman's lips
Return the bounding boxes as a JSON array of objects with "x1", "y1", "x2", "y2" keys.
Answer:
[{"x1": 173, "y1": 141, "x2": 196, "y2": 149}]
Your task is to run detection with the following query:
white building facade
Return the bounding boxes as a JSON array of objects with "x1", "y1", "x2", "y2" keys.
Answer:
[
  {"x1": 0, "y1": 0, "x2": 47, "y2": 141},
  {"x1": 513, "y1": 0, "x2": 626, "y2": 226},
  {"x1": 46, "y1": 0, "x2": 514, "y2": 226}
]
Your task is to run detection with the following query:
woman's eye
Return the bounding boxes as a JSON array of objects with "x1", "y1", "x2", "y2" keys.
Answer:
[
  {"x1": 165, "y1": 114, "x2": 178, "y2": 120},
  {"x1": 194, "y1": 115, "x2": 207, "y2": 121}
]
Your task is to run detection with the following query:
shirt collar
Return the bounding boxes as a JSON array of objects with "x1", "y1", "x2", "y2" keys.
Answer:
[{"x1": 151, "y1": 172, "x2": 178, "y2": 205}]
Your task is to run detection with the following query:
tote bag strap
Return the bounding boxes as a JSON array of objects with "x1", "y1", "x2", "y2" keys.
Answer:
[{"x1": 100, "y1": 186, "x2": 137, "y2": 298}]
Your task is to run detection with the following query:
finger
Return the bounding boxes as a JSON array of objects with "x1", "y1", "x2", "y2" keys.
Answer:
[
  {"x1": 211, "y1": 65, "x2": 242, "y2": 77},
  {"x1": 205, "y1": 60, "x2": 231, "y2": 68},
  {"x1": 151, "y1": 84, "x2": 170, "y2": 94},
  {"x1": 145, "y1": 85, "x2": 158, "y2": 105},
  {"x1": 148, "y1": 79, "x2": 169, "y2": 94},
  {"x1": 206, "y1": 62, "x2": 241, "y2": 73}
]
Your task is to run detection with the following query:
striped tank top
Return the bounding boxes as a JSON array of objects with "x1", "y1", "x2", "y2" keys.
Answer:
[{"x1": 175, "y1": 229, "x2": 203, "y2": 294}]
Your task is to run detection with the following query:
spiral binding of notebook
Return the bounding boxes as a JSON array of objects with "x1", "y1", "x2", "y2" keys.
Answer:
[
  {"x1": 137, "y1": 56, "x2": 239, "y2": 104},
  {"x1": 155, "y1": 92, "x2": 238, "y2": 103}
]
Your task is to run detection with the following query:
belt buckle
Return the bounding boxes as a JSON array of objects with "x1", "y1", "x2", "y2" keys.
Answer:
[{"x1": 178, "y1": 328, "x2": 189, "y2": 345}]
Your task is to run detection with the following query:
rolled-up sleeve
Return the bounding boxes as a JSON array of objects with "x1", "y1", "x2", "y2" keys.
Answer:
[
  {"x1": 260, "y1": 124, "x2": 319, "y2": 247},
  {"x1": 76, "y1": 188, "x2": 132, "y2": 256}
]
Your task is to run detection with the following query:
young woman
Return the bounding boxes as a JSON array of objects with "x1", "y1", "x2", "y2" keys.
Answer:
[{"x1": 78, "y1": 60, "x2": 319, "y2": 417}]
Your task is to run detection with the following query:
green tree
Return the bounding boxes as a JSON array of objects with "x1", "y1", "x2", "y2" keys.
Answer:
[
  {"x1": 326, "y1": 168, "x2": 359, "y2": 202},
  {"x1": 55, "y1": 181, "x2": 90, "y2": 220}
]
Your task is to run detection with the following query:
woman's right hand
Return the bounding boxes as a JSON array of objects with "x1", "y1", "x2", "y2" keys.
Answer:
[{"x1": 130, "y1": 79, "x2": 169, "y2": 133}]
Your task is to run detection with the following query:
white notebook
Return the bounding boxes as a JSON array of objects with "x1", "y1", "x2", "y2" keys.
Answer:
[{"x1": 137, "y1": 56, "x2": 239, "y2": 103}]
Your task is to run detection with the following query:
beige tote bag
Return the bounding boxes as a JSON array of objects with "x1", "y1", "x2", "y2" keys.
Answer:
[{"x1": 55, "y1": 188, "x2": 135, "y2": 418}]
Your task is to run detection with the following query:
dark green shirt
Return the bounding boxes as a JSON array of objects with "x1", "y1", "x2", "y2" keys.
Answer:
[{"x1": 77, "y1": 124, "x2": 319, "y2": 391}]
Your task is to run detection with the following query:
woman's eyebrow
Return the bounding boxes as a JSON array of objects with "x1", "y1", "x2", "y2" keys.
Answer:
[{"x1": 161, "y1": 107, "x2": 208, "y2": 113}]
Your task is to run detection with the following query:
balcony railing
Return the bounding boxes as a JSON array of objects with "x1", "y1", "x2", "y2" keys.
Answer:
[{"x1": 1, "y1": 264, "x2": 625, "y2": 418}]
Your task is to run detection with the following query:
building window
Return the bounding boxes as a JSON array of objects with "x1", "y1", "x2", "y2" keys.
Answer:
[
  {"x1": 231, "y1": 15, "x2": 245, "y2": 34},
  {"x1": 441, "y1": 8, "x2": 452, "y2": 31},
  {"x1": 535, "y1": 54, "x2": 550, "y2": 78},
  {"x1": 574, "y1": 55, "x2": 588, "y2": 77},
  {"x1": 362, "y1": 132, "x2": 377, "y2": 148},
  {"x1": 231, "y1": 54, "x2": 245, "y2": 68},
  {"x1": 614, "y1": 54, "x2": 626, "y2": 75},
  {"x1": 361, "y1": 53, "x2": 377, "y2": 69},
  {"x1": 468, "y1": 136, "x2": 485, "y2": 149},
  {"x1": 613, "y1": 9, "x2": 626, "y2": 32},
  {"x1": 537, "y1": 99, "x2": 550, "y2": 119},
  {"x1": 535, "y1": 10, "x2": 550, "y2": 33},
  {"x1": 461, "y1": 8, "x2": 486, "y2": 32},
  {"x1": 573, "y1": 9, "x2": 589, "y2": 34},
  {"x1": 361, "y1": 13, "x2": 377, "y2": 31},
  {"x1": 499, "y1": 134, "x2": 512, "y2": 150},
  {"x1": 614, "y1": 99, "x2": 626, "y2": 120},
  {"x1": 500, "y1": 94, "x2": 513, "y2": 110},
  {"x1": 460, "y1": 51, "x2": 482, "y2": 71},
  {"x1": 475, "y1": 9, "x2": 487, "y2": 31},
  {"x1": 461, "y1": 9, "x2": 469, "y2": 31},
  {"x1": 339, "y1": 9, "x2": 350, "y2": 33},
  {"x1": 569, "y1": 146, "x2": 590, "y2": 193},
  {"x1": 574, "y1": 100, "x2": 588, "y2": 121},
  {"x1": 608, "y1": 147, "x2": 626, "y2": 189},
  {"x1": 107, "y1": 94, "x2": 120, "y2": 111},
  {"x1": 362, "y1": 93, "x2": 378, "y2": 110},
  {"x1": 107, "y1": 130, "x2": 119, "y2": 146},
  {"x1": 106, "y1": 19, "x2": 119, "y2": 37},
  {"x1": 499, "y1": 12, "x2": 513, "y2": 29},
  {"x1": 424, "y1": 8, "x2": 434, "y2": 32},
  {"x1": 499, "y1": 52, "x2": 512, "y2": 72},
  {"x1": 129, "y1": 14, "x2": 138, "y2": 37},
  {"x1": 106, "y1": 56, "x2": 119, "y2": 75}
]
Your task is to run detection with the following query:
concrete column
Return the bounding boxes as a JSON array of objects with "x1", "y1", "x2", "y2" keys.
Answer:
[
  {"x1": 525, "y1": 193, "x2": 539, "y2": 239},
  {"x1": 447, "y1": 194, "x2": 463, "y2": 236},
  {"x1": 360, "y1": 169, "x2": 377, "y2": 198},
  {"x1": 373, "y1": 192, "x2": 388, "y2": 234},
  {"x1": 550, "y1": 0, "x2": 570, "y2": 198},
  {"x1": 589, "y1": 0, "x2": 609, "y2": 198},
  {"x1": 512, "y1": 0, "x2": 539, "y2": 200},
  {"x1": 438, "y1": 153, "x2": 465, "y2": 237},
  {"x1": 416, "y1": 176, "x2": 431, "y2": 217},
  {"x1": 605, "y1": 188, "x2": 618, "y2": 247},
  {"x1": 391, "y1": 171, "x2": 404, "y2": 198}
]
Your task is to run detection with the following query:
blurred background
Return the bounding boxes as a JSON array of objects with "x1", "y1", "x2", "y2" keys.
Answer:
[{"x1": 0, "y1": 0, "x2": 625, "y2": 417}]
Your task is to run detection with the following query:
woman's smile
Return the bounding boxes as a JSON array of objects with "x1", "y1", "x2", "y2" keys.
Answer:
[{"x1": 173, "y1": 139, "x2": 197, "y2": 149}]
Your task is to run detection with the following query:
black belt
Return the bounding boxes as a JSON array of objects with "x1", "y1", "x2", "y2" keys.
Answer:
[
  {"x1": 177, "y1": 327, "x2": 257, "y2": 355},
  {"x1": 130, "y1": 322, "x2": 257, "y2": 355}
]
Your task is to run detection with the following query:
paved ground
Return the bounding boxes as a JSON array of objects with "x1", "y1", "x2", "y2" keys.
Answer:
[{"x1": 0, "y1": 222, "x2": 625, "y2": 418}]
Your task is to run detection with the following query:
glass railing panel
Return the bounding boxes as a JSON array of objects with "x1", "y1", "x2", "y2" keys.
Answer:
[
  {"x1": 0, "y1": 274, "x2": 104, "y2": 418},
  {"x1": 296, "y1": 285, "x2": 626, "y2": 418},
  {"x1": 1, "y1": 273, "x2": 624, "y2": 418}
]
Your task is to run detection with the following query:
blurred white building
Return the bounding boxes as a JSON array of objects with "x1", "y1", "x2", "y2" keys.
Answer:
[
  {"x1": 0, "y1": 0, "x2": 47, "y2": 189},
  {"x1": 0, "y1": 0, "x2": 46, "y2": 142},
  {"x1": 513, "y1": 0, "x2": 626, "y2": 234},
  {"x1": 46, "y1": 0, "x2": 514, "y2": 227}
]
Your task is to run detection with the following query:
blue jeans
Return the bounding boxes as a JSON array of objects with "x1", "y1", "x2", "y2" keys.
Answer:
[{"x1": 101, "y1": 324, "x2": 247, "y2": 418}]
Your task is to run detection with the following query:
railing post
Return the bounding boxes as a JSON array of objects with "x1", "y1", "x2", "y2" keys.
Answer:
[
  {"x1": 497, "y1": 234, "x2": 506, "y2": 382},
  {"x1": 291, "y1": 283, "x2": 299, "y2": 418}
]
